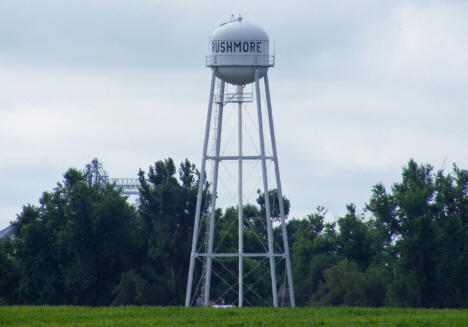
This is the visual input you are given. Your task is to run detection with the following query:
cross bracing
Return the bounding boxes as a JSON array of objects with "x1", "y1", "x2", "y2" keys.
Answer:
[{"x1": 185, "y1": 68, "x2": 295, "y2": 308}]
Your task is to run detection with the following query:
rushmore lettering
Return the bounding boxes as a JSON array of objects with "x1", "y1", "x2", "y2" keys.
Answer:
[{"x1": 212, "y1": 41, "x2": 263, "y2": 53}]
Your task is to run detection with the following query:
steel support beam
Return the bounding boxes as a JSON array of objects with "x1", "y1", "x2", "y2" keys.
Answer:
[
  {"x1": 264, "y1": 72, "x2": 296, "y2": 307},
  {"x1": 255, "y1": 68, "x2": 278, "y2": 307},
  {"x1": 185, "y1": 68, "x2": 217, "y2": 307}
]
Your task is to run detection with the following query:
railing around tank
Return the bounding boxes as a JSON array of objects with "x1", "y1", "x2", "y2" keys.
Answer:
[{"x1": 206, "y1": 55, "x2": 275, "y2": 67}]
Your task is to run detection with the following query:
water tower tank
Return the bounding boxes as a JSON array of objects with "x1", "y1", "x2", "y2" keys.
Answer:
[{"x1": 207, "y1": 16, "x2": 273, "y2": 85}]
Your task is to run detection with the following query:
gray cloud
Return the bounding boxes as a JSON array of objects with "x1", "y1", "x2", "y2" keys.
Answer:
[{"x1": 2, "y1": 1, "x2": 468, "y2": 228}]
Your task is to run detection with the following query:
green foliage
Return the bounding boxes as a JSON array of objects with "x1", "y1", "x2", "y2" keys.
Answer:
[
  {"x1": 312, "y1": 259, "x2": 367, "y2": 306},
  {"x1": 138, "y1": 158, "x2": 207, "y2": 305},
  {"x1": 366, "y1": 159, "x2": 438, "y2": 307},
  {"x1": 8, "y1": 168, "x2": 140, "y2": 306},
  {"x1": 111, "y1": 269, "x2": 157, "y2": 306},
  {"x1": 0, "y1": 238, "x2": 20, "y2": 304},
  {"x1": 312, "y1": 259, "x2": 386, "y2": 307},
  {"x1": 286, "y1": 207, "x2": 326, "y2": 247},
  {"x1": 365, "y1": 159, "x2": 468, "y2": 308},
  {"x1": 430, "y1": 165, "x2": 468, "y2": 308},
  {"x1": 6, "y1": 157, "x2": 468, "y2": 309},
  {"x1": 256, "y1": 188, "x2": 290, "y2": 221},
  {"x1": 0, "y1": 158, "x2": 207, "y2": 307},
  {"x1": 289, "y1": 207, "x2": 340, "y2": 306},
  {"x1": 336, "y1": 204, "x2": 375, "y2": 270},
  {"x1": 363, "y1": 264, "x2": 388, "y2": 307}
]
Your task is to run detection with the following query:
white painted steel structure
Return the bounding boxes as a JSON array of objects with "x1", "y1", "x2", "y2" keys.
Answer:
[
  {"x1": 84, "y1": 159, "x2": 139, "y2": 195},
  {"x1": 185, "y1": 16, "x2": 295, "y2": 308}
]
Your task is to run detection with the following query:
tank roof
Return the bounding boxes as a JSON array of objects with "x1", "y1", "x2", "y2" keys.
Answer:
[{"x1": 211, "y1": 17, "x2": 269, "y2": 41}]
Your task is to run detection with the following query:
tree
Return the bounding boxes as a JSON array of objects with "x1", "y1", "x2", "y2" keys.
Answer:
[
  {"x1": 0, "y1": 237, "x2": 19, "y2": 304},
  {"x1": 311, "y1": 259, "x2": 386, "y2": 307},
  {"x1": 111, "y1": 269, "x2": 156, "y2": 306},
  {"x1": 312, "y1": 259, "x2": 367, "y2": 306},
  {"x1": 137, "y1": 158, "x2": 207, "y2": 305},
  {"x1": 256, "y1": 189, "x2": 290, "y2": 222},
  {"x1": 289, "y1": 207, "x2": 339, "y2": 306},
  {"x1": 432, "y1": 165, "x2": 468, "y2": 307},
  {"x1": 11, "y1": 168, "x2": 140, "y2": 305},
  {"x1": 336, "y1": 204, "x2": 374, "y2": 270},
  {"x1": 366, "y1": 159, "x2": 438, "y2": 307},
  {"x1": 286, "y1": 207, "x2": 325, "y2": 247}
]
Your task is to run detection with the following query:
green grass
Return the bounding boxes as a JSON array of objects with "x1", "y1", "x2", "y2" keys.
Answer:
[{"x1": 1, "y1": 306, "x2": 468, "y2": 326}]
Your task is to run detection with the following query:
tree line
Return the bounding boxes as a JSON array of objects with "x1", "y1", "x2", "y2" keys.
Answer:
[{"x1": 1, "y1": 158, "x2": 468, "y2": 308}]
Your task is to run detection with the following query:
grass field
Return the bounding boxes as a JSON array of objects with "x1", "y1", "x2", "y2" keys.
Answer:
[{"x1": 1, "y1": 306, "x2": 468, "y2": 326}]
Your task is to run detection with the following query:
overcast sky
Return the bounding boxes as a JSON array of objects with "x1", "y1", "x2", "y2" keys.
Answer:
[{"x1": 1, "y1": 1, "x2": 468, "y2": 229}]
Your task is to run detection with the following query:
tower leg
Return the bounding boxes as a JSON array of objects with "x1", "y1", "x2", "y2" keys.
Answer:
[
  {"x1": 264, "y1": 72, "x2": 296, "y2": 307},
  {"x1": 238, "y1": 84, "x2": 244, "y2": 307},
  {"x1": 185, "y1": 69, "x2": 217, "y2": 307},
  {"x1": 204, "y1": 79, "x2": 225, "y2": 306},
  {"x1": 254, "y1": 68, "x2": 279, "y2": 307}
]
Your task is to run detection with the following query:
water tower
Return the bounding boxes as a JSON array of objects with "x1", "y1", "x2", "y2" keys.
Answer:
[{"x1": 185, "y1": 16, "x2": 295, "y2": 307}]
